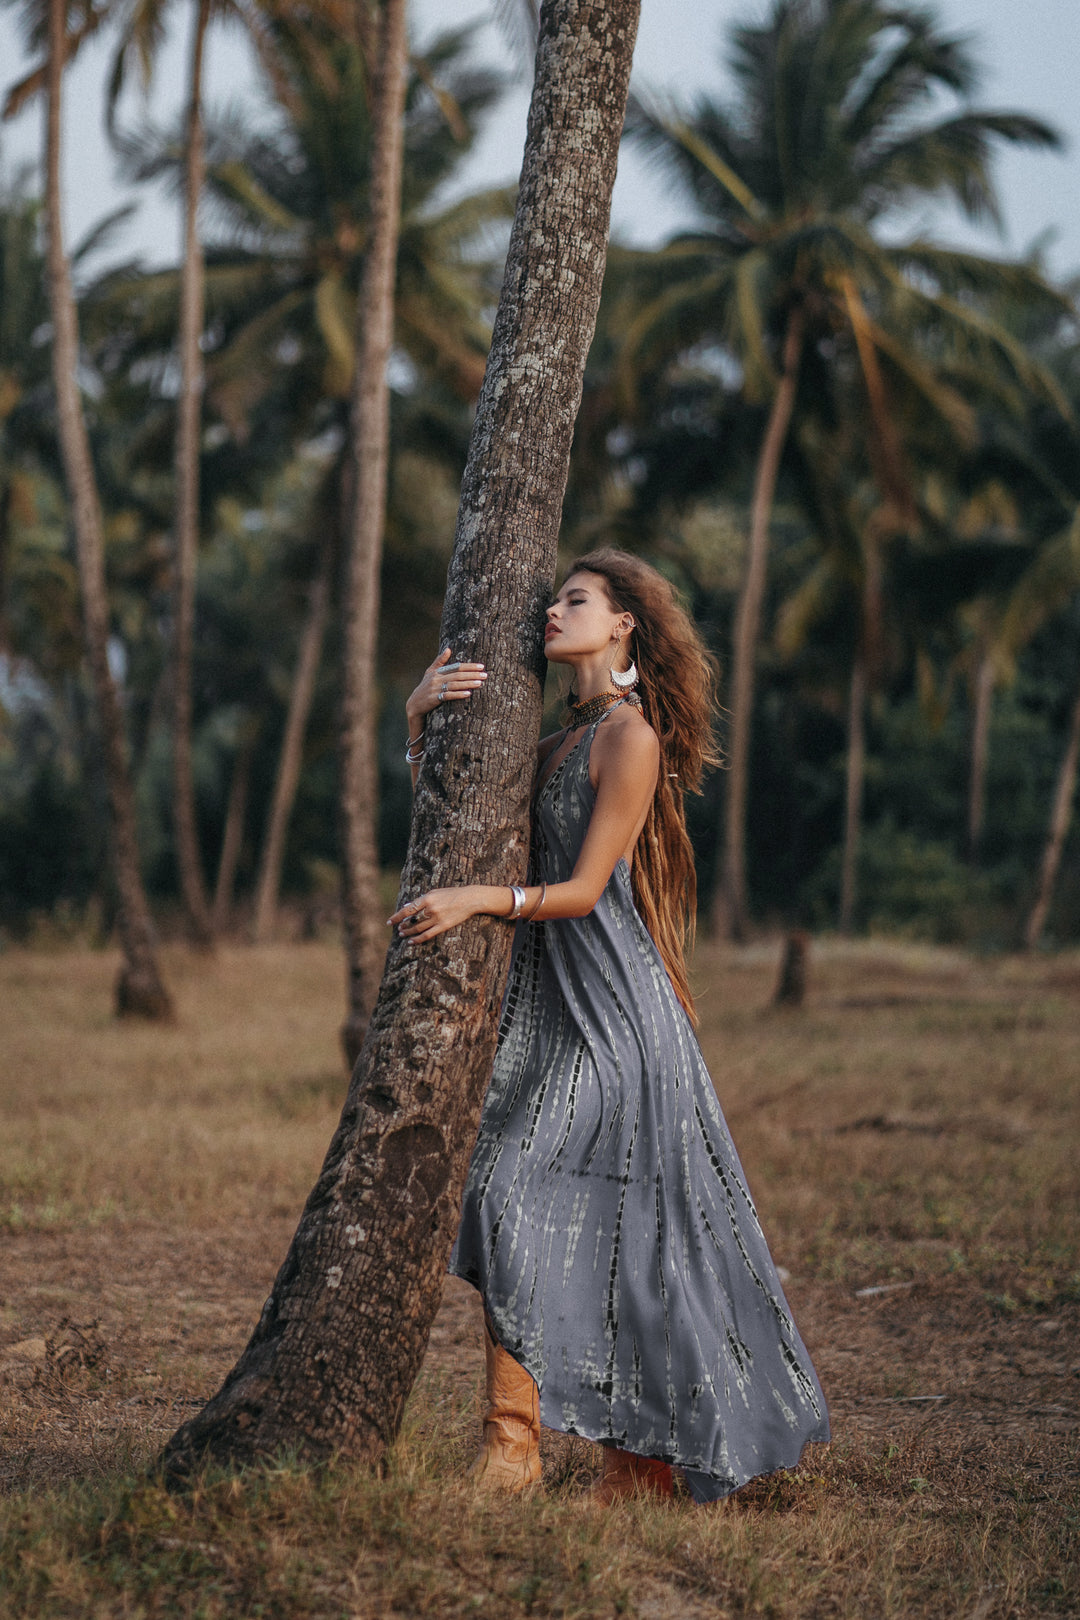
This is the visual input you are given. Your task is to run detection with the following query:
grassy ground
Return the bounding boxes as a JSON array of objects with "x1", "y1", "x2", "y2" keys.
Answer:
[{"x1": 1, "y1": 937, "x2": 1078, "y2": 1617}]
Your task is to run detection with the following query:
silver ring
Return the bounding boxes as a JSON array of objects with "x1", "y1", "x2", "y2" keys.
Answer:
[{"x1": 438, "y1": 684, "x2": 448, "y2": 701}]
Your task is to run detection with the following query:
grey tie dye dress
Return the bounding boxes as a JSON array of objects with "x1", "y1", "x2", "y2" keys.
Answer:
[{"x1": 449, "y1": 708, "x2": 829, "y2": 1502}]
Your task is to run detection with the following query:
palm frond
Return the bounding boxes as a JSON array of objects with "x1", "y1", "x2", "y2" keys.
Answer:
[
  {"x1": 998, "y1": 511, "x2": 1080, "y2": 655},
  {"x1": 775, "y1": 554, "x2": 844, "y2": 659},
  {"x1": 859, "y1": 111, "x2": 1061, "y2": 228},
  {"x1": 733, "y1": 248, "x2": 775, "y2": 399},
  {"x1": 615, "y1": 267, "x2": 736, "y2": 408},
  {"x1": 71, "y1": 205, "x2": 138, "y2": 267},
  {"x1": 866, "y1": 319, "x2": 975, "y2": 444}
]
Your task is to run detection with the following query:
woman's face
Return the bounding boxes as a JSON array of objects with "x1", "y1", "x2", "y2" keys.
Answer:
[{"x1": 544, "y1": 571, "x2": 630, "y2": 665}]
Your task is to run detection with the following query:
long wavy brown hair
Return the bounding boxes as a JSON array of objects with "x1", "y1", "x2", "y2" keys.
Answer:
[{"x1": 567, "y1": 549, "x2": 720, "y2": 1021}]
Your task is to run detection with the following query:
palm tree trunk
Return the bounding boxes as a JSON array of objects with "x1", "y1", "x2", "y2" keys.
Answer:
[
  {"x1": 713, "y1": 304, "x2": 805, "y2": 941},
  {"x1": 0, "y1": 477, "x2": 12, "y2": 654},
  {"x1": 252, "y1": 542, "x2": 333, "y2": 943},
  {"x1": 338, "y1": 0, "x2": 409, "y2": 1066},
  {"x1": 1023, "y1": 670, "x2": 1080, "y2": 949},
  {"x1": 172, "y1": 0, "x2": 215, "y2": 949},
  {"x1": 839, "y1": 651, "x2": 867, "y2": 935},
  {"x1": 44, "y1": 0, "x2": 172, "y2": 1019},
  {"x1": 967, "y1": 649, "x2": 994, "y2": 861},
  {"x1": 161, "y1": 0, "x2": 639, "y2": 1477},
  {"x1": 212, "y1": 716, "x2": 258, "y2": 936}
]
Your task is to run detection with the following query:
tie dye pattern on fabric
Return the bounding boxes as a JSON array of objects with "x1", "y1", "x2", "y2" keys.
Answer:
[{"x1": 450, "y1": 708, "x2": 829, "y2": 1502}]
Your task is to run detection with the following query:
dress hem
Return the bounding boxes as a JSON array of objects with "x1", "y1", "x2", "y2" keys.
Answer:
[{"x1": 448, "y1": 1263, "x2": 828, "y2": 1506}]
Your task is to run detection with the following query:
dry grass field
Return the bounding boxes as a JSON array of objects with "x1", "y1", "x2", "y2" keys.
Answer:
[{"x1": 1, "y1": 936, "x2": 1078, "y2": 1617}]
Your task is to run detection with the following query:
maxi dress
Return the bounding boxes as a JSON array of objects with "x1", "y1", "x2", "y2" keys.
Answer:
[{"x1": 449, "y1": 707, "x2": 829, "y2": 1502}]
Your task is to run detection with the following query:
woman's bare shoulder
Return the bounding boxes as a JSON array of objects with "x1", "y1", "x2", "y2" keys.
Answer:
[{"x1": 591, "y1": 706, "x2": 659, "y2": 774}]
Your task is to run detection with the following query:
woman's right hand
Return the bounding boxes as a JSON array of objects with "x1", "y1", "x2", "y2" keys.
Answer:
[{"x1": 405, "y1": 647, "x2": 487, "y2": 735}]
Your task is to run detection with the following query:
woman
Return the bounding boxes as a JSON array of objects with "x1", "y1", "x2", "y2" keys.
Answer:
[{"x1": 388, "y1": 549, "x2": 829, "y2": 1503}]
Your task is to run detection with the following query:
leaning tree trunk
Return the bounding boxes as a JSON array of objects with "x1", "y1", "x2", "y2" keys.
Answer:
[
  {"x1": 44, "y1": 0, "x2": 172, "y2": 1019},
  {"x1": 339, "y1": 0, "x2": 410, "y2": 1065},
  {"x1": 713, "y1": 305, "x2": 804, "y2": 941},
  {"x1": 252, "y1": 542, "x2": 333, "y2": 943},
  {"x1": 967, "y1": 648, "x2": 995, "y2": 861},
  {"x1": 171, "y1": 0, "x2": 215, "y2": 949},
  {"x1": 1023, "y1": 669, "x2": 1080, "y2": 949},
  {"x1": 838, "y1": 651, "x2": 867, "y2": 935},
  {"x1": 161, "y1": 0, "x2": 639, "y2": 1477}
]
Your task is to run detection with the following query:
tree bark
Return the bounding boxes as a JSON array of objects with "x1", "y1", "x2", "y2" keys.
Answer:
[
  {"x1": 172, "y1": 0, "x2": 215, "y2": 950},
  {"x1": 212, "y1": 715, "x2": 259, "y2": 936},
  {"x1": 44, "y1": 0, "x2": 172, "y2": 1019},
  {"x1": 252, "y1": 543, "x2": 333, "y2": 943},
  {"x1": 0, "y1": 476, "x2": 12, "y2": 654},
  {"x1": 338, "y1": 0, "x2": 410, "y2": 1066},
  {"x1": 839, "y1": 651, "x2": 867, "y2": 935},
  {"x1": 713, "y1": 305, "x2": 804, "y2": 941},
  {"x1": 161, "y1": 0, "x2": 639, "y2": 1478},
  {"x1": 773, "y1": 930, "x2": 809, "y2": 1008},
  {"x1": 1023, "y1": 670, "x2": 1080, "y2": 949},
  {"x1": 967, "y1": 649, "x2": 994, "y2": 862}
]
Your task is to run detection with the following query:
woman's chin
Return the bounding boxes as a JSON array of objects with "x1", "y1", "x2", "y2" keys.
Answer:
[{"x1": 544, "y1": 643, "x2": 571, "y2": 665}]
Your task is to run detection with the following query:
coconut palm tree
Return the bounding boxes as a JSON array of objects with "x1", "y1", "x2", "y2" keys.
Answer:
[
  {"x1": 14, "y1": 0, "x2": 173, "y2": 1017},
  {"x1": 101, "y1": 0, "x2": 263, "y2": 947},
  {"x1": 162, "y1": 0, "x2": 640, "y2": 1478},
  {"x1": 0, "y1": 170, "x2": 52, "y2": 657},
  {"x1": 775, "y1": 297, "x2": 1076, "y2": 934},
  {"x1": 90, "y1": 17, "x2": 507, "y2": 949},
  {"x1": 622, "y1": 0, "x2": 1062, "y2": 938},
  {"x1": 1025, "y1": 596, "x2": 1080, "y2": 948},
  {"x1": 338, "y1": 0, "x2": 408, "y2": 1064}
]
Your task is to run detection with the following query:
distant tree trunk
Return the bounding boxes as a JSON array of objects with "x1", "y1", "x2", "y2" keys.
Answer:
[
  {"x1": 212, "y1": 717, "x2": 259, "y2": 936},
  {"x1": 338, "y1": 0, "x2": 409, "y2": 1066},
  {"x1": 161, "y1": 0, "x2": 639, "y2": 1477},
  {"x1": 0, "y1": 477, "x2": 12, "y2": 653},
  {"x1": 713, "y1": 305, "x2": 804, "y2": 941},
  {"x1": 172, "y1": 0, "x2": 215, "y2": 949},
  {"x1": 1024, "y1": 671, "x2": 1080, "y2": 949},
  {"x1": 967, "y1": 649, "x2": 995, "y2": 861},
  {"x1": 839, "y1": 651, "x2": 867, "y2": 935},
  {"x1": 773, "y1": 930, "x2": 809, "y2": 1007},
  {"x1": 44, "y1": 0, "x2": 172, "y2": 1020},
  {"x1": 252, "y1": 543, "x2": 333, "y2": 943}
]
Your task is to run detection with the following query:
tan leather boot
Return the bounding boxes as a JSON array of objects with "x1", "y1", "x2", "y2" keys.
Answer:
[
  {"x1": 470, "y1": 1319, "x2": 541, "y2": 1492},
  {"x1": 589, "y1": 1445, "x2": 674, "y2": 1506}
]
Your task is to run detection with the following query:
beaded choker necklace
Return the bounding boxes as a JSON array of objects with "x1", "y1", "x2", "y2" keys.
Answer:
[{"x1": 565, "y1": 689, "x2": 623, "y2": 729}]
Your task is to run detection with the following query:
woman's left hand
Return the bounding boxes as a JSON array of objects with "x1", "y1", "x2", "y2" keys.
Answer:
[{"x1": 387, "y1": 885, "x2": 489, "y2": 942}]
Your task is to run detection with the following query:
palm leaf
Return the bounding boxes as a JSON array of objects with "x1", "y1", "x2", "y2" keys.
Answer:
[{"x1": 997, "y1": 512, "x2": 1080, "y2": 659}]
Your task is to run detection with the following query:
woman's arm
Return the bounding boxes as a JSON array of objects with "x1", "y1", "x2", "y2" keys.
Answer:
[
  {"x1": 405, "y1": 648, "x2": 487, "y2": 788},
  {"x1": 388, "y1": 716, "x2": 659, "y2": 941}
]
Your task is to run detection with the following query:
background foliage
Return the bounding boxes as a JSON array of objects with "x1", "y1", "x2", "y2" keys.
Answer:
[{"x1": 2, "y1": 0, "x2": 1080, "y2": 948}]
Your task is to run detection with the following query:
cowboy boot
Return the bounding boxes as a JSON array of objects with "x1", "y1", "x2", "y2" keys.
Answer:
[
  {"x1": 589, "y1": 1445, "x2": 674, "y2": 1506},
  {"x1": 470, "y1": 1318, "x2": 541, "y2": 1492}
]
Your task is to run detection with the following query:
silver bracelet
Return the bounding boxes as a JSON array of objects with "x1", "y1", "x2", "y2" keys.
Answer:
[
  {"x1": 506, "y1": 885, "x2": 527, "y2": 919},
  {"x1": 521, "y1": 881, "x2": 547, "y2": 922},
  {"x1": 405, "y1": 738, "x2": 425, "y2": 764}
]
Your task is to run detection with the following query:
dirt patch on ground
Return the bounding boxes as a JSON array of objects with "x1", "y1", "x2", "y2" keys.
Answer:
[{"x1": 2, "y1": 1219, "x2": 1076, "y2": 1498}]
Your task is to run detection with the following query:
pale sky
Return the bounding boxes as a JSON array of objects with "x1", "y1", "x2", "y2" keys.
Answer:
[{"x1": 1, "y1": 0, "x2": 1078, "y2": 278}]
